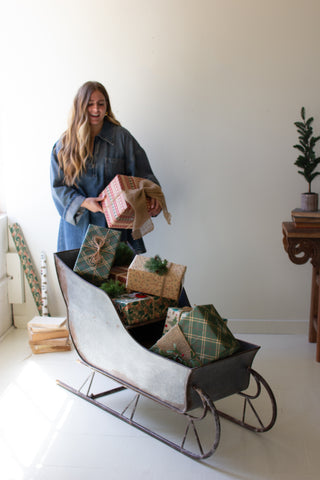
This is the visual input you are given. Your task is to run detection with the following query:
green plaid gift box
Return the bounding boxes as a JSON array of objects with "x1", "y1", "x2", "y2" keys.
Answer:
[
  {"x1": 163, "y1": 306, "x2": 228, "y2": 336},
  {"x1": 73, "y1": 225, "x2": 121, "y2": 284},
  {"x1": 178, "y1": 304, "x2": 239, "y2": 364},
  {"x1": 113, "y1": 292, "x2": 177, "y2": 326}
]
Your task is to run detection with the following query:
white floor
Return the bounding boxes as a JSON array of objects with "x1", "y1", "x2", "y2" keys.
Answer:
[{"x1": 0, "y1": 328, "x2": 319, "y2": 480}]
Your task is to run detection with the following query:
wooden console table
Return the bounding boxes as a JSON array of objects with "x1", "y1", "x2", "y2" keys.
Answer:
[{"x1": 282, "y1": 221, "x2": 320, "y2": 362}]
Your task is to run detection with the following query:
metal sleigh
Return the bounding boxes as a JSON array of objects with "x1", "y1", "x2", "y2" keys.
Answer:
[{"x1": 54, "y1": 250, "x2": 277, "y2": 460}]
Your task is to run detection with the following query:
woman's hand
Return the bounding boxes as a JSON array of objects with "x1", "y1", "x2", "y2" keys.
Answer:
[
  {"x1": 149, "y1": 198, "x2": 162, "y2": 217},
  {"x1": 81, "y1": 193, "x2": 105, "y2": 213}
]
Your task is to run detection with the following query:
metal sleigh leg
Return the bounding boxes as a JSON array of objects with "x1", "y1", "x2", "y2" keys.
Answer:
[
  {"x1": 216, "y1": 368, "x2": 277, "y2": 433},
  {"x1": 57, "y1": 364, "x2": 277, "y2": 459},
  {"x1": 57, "y1": 366, "x2": 222, "y2": 460}
]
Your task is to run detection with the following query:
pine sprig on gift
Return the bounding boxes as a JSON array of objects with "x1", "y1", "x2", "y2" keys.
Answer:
[
  {"x1": 113, "y1": 242, "x2": 135, "y2": 266},
  {"x1": 100, "y1": 279, "x2": 127, "y2": 298},
  {"x1": 151, "y1": 344, "x2": 201, "y2": 368},
  {"x1": 145, "y1": 255, "x2": 168, "y2": 276}
]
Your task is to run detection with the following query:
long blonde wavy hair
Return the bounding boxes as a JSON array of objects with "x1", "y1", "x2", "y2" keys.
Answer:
[{"x1": 57, "y1": 81, "x2": 121, "y2": 186}]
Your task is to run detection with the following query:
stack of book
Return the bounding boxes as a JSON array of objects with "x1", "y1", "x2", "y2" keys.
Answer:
[
  {"x1": 27, "y1": 316, "x2": 71, "y2": 354},
  {"x1": 291, "y1": 209, "x2": 320, "y2": 228}
]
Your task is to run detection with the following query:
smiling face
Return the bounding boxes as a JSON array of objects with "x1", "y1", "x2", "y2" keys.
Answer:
[{"x1": 87, "y1": 90, "x2": 107, "y2": 131}]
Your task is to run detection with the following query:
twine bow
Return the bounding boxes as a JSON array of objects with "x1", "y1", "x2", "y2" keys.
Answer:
[{"x1": 88, "y1": 235, "x2": 107, "y2": 265}]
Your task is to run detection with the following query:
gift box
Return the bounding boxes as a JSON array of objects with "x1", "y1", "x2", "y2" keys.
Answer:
[
  {"x1": 126, "y1": 255, "x2": 186, "y2": 301},
  {"x1": 152, "y1": 304, "x2": 239, "y2": 366},
  {"x1": 151, "y1": 324, "x2": 202, "y2": 368},
  {"x1": 100, "y1": 174, "x2": 151, "y2": 229},
  {"x1": 73, "y1": 225, "x2": 121, "y2": 284},
  {"x1": 113, "y1": 292, "x2": 177, "y2": 326},
  {"x1": 179, "y1": 305, "x2": 239, "y2": 364},
  {"x1": 109, "y1": 265, "x2": 129, "y2": 285},
  {"x1": 163, "y1": 306, "x2": 193, "y2": 335},
  {"x1": 163, "y1": 306, "x2": 228, "y2": 335}
]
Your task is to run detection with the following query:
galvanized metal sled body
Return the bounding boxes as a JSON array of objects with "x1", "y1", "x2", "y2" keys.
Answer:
[{"x1": 54, "y1": 250, "x2": 277, "y2": 459}]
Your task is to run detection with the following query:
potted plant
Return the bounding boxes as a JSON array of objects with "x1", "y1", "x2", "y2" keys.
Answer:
[{"x1": 294, "y1": 107, "x2": 320, "y2": 211}]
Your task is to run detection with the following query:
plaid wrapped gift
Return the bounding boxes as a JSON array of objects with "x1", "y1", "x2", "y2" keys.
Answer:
[
  {"x1": 150, "y1": 325, "x2": 202, "y2": 368},
  {"x1": 73, "y1": 225, "x2": 121, "y2": 284},
  {"x1": 126, "y1": 255, "x2": 186, "y2": 301},
  {"x1": 178, "y1": 305, "x2": 239, "y2": 365},
  {"x1": 109, "y1": 265, "x2": 129, "y2": 285},
  {"x1": 100, "y1": 175, "x2": 151, "y2": 229},
  {"x1": 113, "y1": 292, "x2": 177, "y2": 326},
  {"x1": 163, "y1": 306, "x2": 228, "y2": 336}
]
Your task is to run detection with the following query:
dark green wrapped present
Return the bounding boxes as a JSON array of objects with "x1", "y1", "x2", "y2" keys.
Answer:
[
  {"x1": 163, "y1": 306, "x2": 228, "y2": 336},
  {"x1": 73, "y1": 225, "x2": 121, "y2": 285},
  {"x1": 151, "y1": 304, "x2": 239, "y2": 367},
  {"x1": 178, "y1": 304, "x2": 239, "y2": 364},
  {"x1": 113, "y1": 292, "x2": 177, "y2": 326}
]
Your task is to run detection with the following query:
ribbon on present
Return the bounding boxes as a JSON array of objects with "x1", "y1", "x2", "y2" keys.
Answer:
[
  {"x1": 73, "y1": 226, "x2": 121, "y2": 284},
  {"x1": 101, "y1": 176, "x2": 171, "y2": 238},
  {"x1": 87, "y1": 235, "x2": 115, "y2": 266},
  {"x1": 124, "y1": 178, "x2": 171, "y2": 239},
  {"x1": 158, "y1": 262, "x2": 172, "y2": 297}
]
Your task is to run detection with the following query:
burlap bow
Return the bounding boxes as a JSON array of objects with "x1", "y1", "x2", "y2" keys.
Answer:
[{"x1": 123, "y1": 179, "x2": 171, "y2": 239}]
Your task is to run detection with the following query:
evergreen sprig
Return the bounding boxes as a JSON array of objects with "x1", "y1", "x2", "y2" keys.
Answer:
[
  {"x1": 100, "y1": 279, "x2": 127, "y2": 298},
  {"x1": 145, "y1": 255, "x2": 169, "y2": 275},
  {"x1": 151, "y1": 344, "x2": 201, "y2": 368},
  {"x1": 294, "y1": 107, "x2": 320, "y2": 193},
  {"x1": 113, "y1": 242, "x2": 135, "y2": 266}
]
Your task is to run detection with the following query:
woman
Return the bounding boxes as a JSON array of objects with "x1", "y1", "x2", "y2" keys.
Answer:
[{"x1": 50, "y1": 81, "x2": 161, "y2": 252}]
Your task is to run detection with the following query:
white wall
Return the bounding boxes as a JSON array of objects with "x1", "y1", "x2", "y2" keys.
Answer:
[{"x1": 1, "y1": 0, "x2": 319, "y2": 325}]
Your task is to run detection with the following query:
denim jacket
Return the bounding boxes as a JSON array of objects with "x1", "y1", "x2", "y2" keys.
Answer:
[{"x1": 50, "y1": 118, "x2": 159, "y2": 252}]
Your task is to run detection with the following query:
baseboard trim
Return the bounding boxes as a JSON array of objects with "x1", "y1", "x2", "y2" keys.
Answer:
[
  {"x1": 13, "y1": 315, "x2": 32, "y2": 329},
  {"x1": 228, "y1": 318, "x2": 308, "y2": 335},
  {"x1": 0, "y1": 325, "x2": 15, "y2": 342}
]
